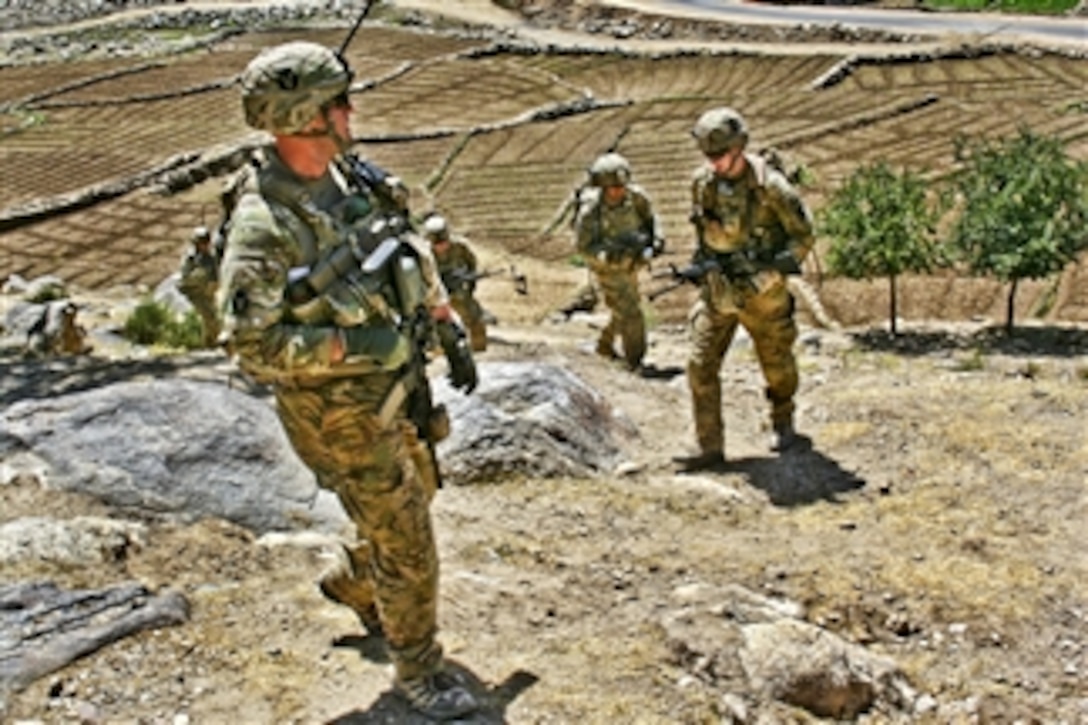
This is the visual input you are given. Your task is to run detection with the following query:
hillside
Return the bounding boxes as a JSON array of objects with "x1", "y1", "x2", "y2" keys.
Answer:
[
  {"x1": 1, "y1": 0, "x2": 1086, "y2": 327},
  {"x1": 1, "y1": 1, "x2": 1087, "y2": 723}
]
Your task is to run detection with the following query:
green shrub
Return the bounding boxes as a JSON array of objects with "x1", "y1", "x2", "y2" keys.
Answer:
[
  {"x1": 947, "y1": 127, "x2": 1088, "y2": 334},
  {"x1": 123, "y1": 299, "x2": 204, "y2": 350},
  {"x1": 923, "y1": 0, "x2": 1079, "y2": 13},
  {"x1": 820, "y1": 161, "x2": 948, "y2": 334}
]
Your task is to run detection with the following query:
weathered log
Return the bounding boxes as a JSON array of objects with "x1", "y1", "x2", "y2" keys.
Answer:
[{"x1": 0, "y1": 580, "x2": 190, "y2": 693}]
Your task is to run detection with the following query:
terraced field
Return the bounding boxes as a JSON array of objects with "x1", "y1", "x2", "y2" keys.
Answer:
[{"x1": 1, "y1": 21, "x2": 1086, "y2": 326}]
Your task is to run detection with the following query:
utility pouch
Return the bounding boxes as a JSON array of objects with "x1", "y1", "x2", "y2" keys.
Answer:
[
  {"x1": 428, "y1": 403, "x2": 451, "y2": 443},
  {"x1": 341, "y1": 323, "x2": 412, "y2": 371}
]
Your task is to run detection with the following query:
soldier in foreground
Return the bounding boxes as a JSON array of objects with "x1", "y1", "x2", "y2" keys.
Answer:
[
  {"x1": 422, "y1": 214, "x2": 488, "y2": 352},
  {"x1": 573, "y1": 152, "x2": 664, "y2": 371},
  {"x1": 217, "y1": 41, "x2": 479, "y2": 720},
  {"x1": 177, "y1": 225, "x2": 221, "y2": 348},
  {"x1": 673, "y1": 107, "x2": 815, "y2": 472}
]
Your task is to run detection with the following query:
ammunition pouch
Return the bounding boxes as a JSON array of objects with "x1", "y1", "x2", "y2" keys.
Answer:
[
  {"x1": 341, "y1": 323, "x2": 412, "y2": 372},
  {"x1": 426, "y1": 402, "x2": 451, "y2": 443}
]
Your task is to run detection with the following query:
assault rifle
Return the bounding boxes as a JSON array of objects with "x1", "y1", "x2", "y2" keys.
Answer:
[
  {"x1": 647, "y1": 248, "x2": 801, "y2": 301},
  {"x1": 596, "y1": 230, "x2": 655, "y2": 263},
  {"x1": 404, "y1": 307, "x2": 447, "y2": 489},
  {"x1": 647, "y1": 257, "x2": 723, "y2": 301},
  {"x1": 343, "y1": 153, "x2": 410, "y2": 221},
  {"x1": 285, "y1": 217, "x2": 405, "y2": 308},
  {"x1": 445, "y1": 265, "x2": 529, "y2": 296}
]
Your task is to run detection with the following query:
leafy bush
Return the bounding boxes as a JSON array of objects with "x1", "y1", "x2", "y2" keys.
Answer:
[
  {"x1": 123, "y1": 299, "x2": 205, "y2": 350},
  {"x1": 820, "y1": 162, "x2": 948, "y2": 334},
  {"x1": 922, "y1": 0, "x2": 1079, "y2": 14},
  {"x1": 947, "y1": 127, "x2": 1088, "y2": 333}
]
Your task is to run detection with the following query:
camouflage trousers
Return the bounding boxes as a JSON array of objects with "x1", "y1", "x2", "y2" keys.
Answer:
[
  {"x1": 450, "y1": 293, "x2": 487, "y2": 352},
  {"x1": 274, "y1": 371, "x2": 443, "y2": 681},
  {"x1": 592, "y1": 264, "x2": 646, "y2": 369},
  {"x1": 686, "y1": 283, "x2": 799, "y2": 454},
  {"x1": 179, "y1": 284, "x2": 221, "y2": 348}
]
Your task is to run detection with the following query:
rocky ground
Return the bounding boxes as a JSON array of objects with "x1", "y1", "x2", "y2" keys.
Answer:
[
  {"x1": 2, "y1": 282, "x2": 1087, "y2": 724},
  {"x1": 2, "y1": 1, "x2": 1087, "y2": 724}
]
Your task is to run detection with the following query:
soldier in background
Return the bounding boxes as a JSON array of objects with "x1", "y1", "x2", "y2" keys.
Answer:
[
  {"x1": 422, "y1": 214, "x2": 488, "y2": 352},
  {"x1": 573, "y1": 152, "x2": 664, "y2": 371},
  {"x1": 673, "y1": 107, "x2": 815, "y2": 472},
  {"x1": 25, "y1": 300, "x2": 92, "y2": 357},
  {"x1": 177, "y1": 225, "x2": 221, "y2": 348},
  {"x1": 217, "y1": 41, "x2": 479, "y2": 720}
]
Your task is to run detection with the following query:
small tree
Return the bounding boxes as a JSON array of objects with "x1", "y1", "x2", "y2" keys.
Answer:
[
  {"x1": 947, "y1": 127, "x2": 1088, "y2": 334},
  {"x1": 820, "y1": 161, "x2": 946, "y2": 334}
]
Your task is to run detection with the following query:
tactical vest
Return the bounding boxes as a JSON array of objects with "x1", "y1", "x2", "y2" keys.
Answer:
[
  {"x1": 225, "y1": 150, "x2": 424, "y2": 373},
  {"x1": 697, "y1": 154, "x2": 790, "y2": 258}
]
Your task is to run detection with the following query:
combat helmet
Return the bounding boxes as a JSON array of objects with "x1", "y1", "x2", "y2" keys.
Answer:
[
  {"x1": 587, "y1": 152, "x2": 631, "y2": 188},
  {"x1": 191, "y1": 225, "x2": 212, "y2": 247},
  {"x1": 422, "y1": 214, "x2": 450, "y2": 243},
  {"x1": 692, "y1": 107, "x2": 749, "y2": 157},
  {"x1": 240, "y1": 41, "x2": 353, "y2": 134}
]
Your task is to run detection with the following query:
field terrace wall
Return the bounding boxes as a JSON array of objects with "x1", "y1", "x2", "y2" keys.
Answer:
[{"x1": 1, "y1": 23, "x2": 1086, "y2": 324}]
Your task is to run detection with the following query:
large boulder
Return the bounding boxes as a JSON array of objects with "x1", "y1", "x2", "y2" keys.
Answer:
[
  {"x1": 0, "y1": 379, "x2": 346, "y2": 534},
  {"x1": 433, "y1": 361, "x2": 638, "y2": 485}
]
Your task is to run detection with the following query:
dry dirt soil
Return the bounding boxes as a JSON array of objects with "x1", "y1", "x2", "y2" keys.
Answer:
[{"x1": 1, "y1": 1, "x2": 1087, "y2": 723}]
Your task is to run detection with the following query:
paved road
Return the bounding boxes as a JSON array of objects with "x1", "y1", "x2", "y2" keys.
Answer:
[{"x1": 612, "y1": 0, "x2": 1086, "y2": 45}]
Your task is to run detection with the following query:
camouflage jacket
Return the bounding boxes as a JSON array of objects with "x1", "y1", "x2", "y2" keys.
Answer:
[
  {"x1": 433, "y1": 236, "x2": 479, "y2": 296},
  {"x1": 690, "y1": 152, "x2": 814, "y2": 264},
  {"x1": 574, "y1": 184, "x2": 660, "y2": 271},
  {"x1": 178, "y1": 248, "x2": 219, "y2": 296},
  {"x1": 217, "y1": 147, "x2": 445, "y2": 384}
]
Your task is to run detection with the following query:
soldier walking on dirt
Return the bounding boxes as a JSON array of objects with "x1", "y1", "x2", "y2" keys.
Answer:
[
  {"x1": 573, "y1": 152, "x2": 664, "y2": 371},
  {"x1": 422, "y1": 214, "x2": 489, "y2": 352},
  {"x1": 673, "y1": 108, "x2": 815, "y2": 472},
  {"x1": 177, "y1": 225, "x2": 221, "y2": 348},
  {"x1": 217, "y1": 41, "x2": 480, "y2": 720}
]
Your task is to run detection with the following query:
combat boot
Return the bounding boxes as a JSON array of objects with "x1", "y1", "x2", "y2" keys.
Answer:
[
  {"x1": 596, "y1": 340, "x2": 618, "y2": 360},
  {"x1": 395, "y1": 670, "x2": 479, "y2": 721},
  {"x1": 672, "y1": 450, "x2": 726, "y2": 472},
  {"x1": 771, "y1": 421, "x2": 798, "y2": 452},
  {"x1": 318, "y1": 545, "x2": 383, "y2": 636}
]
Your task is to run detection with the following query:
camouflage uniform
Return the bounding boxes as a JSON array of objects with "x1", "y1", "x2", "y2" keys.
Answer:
[
  {"x1": 219, "y1": 43, "x2": 479, "y2": 718},
  {"x1": 177, "y1": 227, "x2": 221, "y2": 348},
  {"x1": 685, "y1": 108, "x2": 814, "y2": 458},
  {"x1": 574, "y1": 154, "x2": 662, "y2": 370},
  {"x1": 26, "y1": 300, "x2": 91, "y2": 357},
  {"x1": 427, "y1": 224, "x2": 488, "y2": 352}
]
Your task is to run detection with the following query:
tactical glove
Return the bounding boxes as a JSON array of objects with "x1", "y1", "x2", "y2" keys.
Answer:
[
  {"x1": 436, "y1": 320, "x2": 478, "y2": 393},
  {"x1": 769, "y1": 250, "x2": 802, "y2": 276},
  {"x1": 677, "y1": 261, "x2": 710, "y2": 283}
]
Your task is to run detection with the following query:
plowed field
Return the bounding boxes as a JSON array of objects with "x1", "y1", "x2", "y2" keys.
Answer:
[{"x1": 1, "y1": 13, "x2": 1086, "y2": 326}]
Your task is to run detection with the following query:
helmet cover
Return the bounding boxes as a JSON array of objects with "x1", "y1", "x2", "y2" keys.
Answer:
[{"x1": 240, "y1": 41, "x2": 352, "y2": 134}]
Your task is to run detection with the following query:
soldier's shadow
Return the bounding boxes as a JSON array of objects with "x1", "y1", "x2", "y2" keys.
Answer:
[
  {"x1": 333, "y1": 630, "x2": 389, "y2": 664},
  {"x1": 721, "y1": 436, "x2": 866, "y2": 506},
  {"x1": 326, "y1": 660, "x2": 538, "y2": 724}
]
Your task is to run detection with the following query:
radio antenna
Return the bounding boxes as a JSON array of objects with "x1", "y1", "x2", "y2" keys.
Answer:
[{"x1": 337, "y1": 0, "x2": 374, "y2": 59}]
